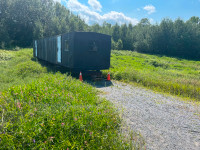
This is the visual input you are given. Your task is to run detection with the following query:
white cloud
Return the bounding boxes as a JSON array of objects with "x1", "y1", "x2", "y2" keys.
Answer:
[
  {"x1": 67, "y1": 0, "x2": 89, "y2": 12},
  {"x1": 88, "y1": 0, "x2": 102, "y2": 12},
  {"x1": 102, "y1": 11, "x2": 138, "y2": 25},
  {"x1": 66, "y1": 0, "x2": 138, "y2": 25},
  {"x1": 53, "y1": 0, "x2": 61, "y2": 3},
  {"x1": 143, "y1": 5, "x2": 156, "y2": 15},
  {"x1": 67, "y1": 0, "x2": 102, "y2": 22},
  {"x1": 149, "y1": 18, "x2": 154, "y2": 24}
]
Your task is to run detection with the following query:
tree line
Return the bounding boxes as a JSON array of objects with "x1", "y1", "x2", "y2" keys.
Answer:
[
  {"x1": 0, "y1": 0, "x2": 200, "y2": 59},
  {"x1": 0, "y1": 0, "x2": 88, "y2": 48},
  {"x1": 90, "y1": 17, "x2": 200, "y2": 59}
]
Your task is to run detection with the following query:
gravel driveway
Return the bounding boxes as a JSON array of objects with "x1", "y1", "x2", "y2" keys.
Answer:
[{"x1": 97, "y1": 81, "x2": 200, "y2": 150}]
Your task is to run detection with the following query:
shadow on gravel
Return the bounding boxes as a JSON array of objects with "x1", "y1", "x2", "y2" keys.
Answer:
[
  {"x1": 32, "y1": 58, "x2": 113, "y2": 88},
  {"x1": 85, "y1": 80, "x2": 113, "y2": 88}
]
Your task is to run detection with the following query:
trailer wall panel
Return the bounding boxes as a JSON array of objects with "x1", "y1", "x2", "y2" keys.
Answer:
[{"x1": 33, "y1": 32, "x2": 111, "y2": 71}]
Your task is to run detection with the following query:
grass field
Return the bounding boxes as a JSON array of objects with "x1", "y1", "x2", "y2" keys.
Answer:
[
  {"x1": 1, "y1": 48, "x2": 198, "y2": 148},
  {"x1": 107, "y1": 50, "x2": 200, "y2": 101},
  {"x1": 0, "y1": 49, "x2": 140, "y2": 149}
]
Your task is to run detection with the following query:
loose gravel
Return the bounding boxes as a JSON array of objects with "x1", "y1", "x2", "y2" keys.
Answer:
[{"x1": 97, "y1": 81, "x2": 200, "y2": 150}]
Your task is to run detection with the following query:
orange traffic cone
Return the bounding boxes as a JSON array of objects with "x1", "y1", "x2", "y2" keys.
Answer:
[
  {"x1": 79, "y1": 72, "x2": 83, "y2": 81},
  {"x1": 107, "y1": 72, "x2": 110, "y2": 81}
]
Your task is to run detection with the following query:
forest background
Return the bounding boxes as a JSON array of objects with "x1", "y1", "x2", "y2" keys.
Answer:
[{"x1": 0, "y1": 0, "x2": 200, "y2": 59}]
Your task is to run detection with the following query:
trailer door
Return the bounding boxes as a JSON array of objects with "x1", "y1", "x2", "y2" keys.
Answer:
[{"x1": 57, "y1": 36, "x2": 61, "y2": 63}]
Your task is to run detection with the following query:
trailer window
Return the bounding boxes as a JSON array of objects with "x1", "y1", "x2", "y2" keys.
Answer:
[
  {"x1": 89, "y1": 41, "x2": 98, "y2": 52},
  {"x1": 65, "y1": 40, "x2": 69, "y2": 51},
  {"x1": 35, "y1": 40, "x2": 37, "y2": 57}
]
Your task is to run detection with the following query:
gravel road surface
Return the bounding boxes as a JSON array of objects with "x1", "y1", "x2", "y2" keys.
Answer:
[{"x1": 97, "y1": 81, "x2": 200, "y2": 150}]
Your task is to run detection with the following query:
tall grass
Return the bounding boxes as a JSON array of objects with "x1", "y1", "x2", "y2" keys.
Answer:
[
  {"x1": 0, "y1": 49, "x2": 141, "y2": 149},
  {"x1": 0, "y1": 49, "x2": 47, "y2": 91},
  {"x1": 107, "y1": 50, "x2": 200, "y2": 101}
]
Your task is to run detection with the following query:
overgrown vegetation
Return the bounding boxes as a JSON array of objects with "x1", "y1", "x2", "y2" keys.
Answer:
[
  {"x1": 0, "y1": 49, "x2": 47, "y2": 91},
  {"x1": 0, "y1": 49, "x2": 140, "y2": 149},
  {"x1": 108, "y1": 50, "x2": 200, "y2": 101}
]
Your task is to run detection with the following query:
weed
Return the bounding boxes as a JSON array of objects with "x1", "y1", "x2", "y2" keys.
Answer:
[
  {"x1": 0, "y1": 49, "x2": 138, "y2": 149},
  {"x1": 106, "y1": 50, "x2": 200, "y2": 101}
]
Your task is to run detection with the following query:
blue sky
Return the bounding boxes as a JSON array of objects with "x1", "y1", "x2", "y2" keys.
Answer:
[{"x1": 54, "y1": 0, "x2": 200, "y2": 25}]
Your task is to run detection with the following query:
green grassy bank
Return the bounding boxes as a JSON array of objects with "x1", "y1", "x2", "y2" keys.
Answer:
[
  {"x1": 107, "y1": 50, "x2": 200, "y2": 101},
  {"x1": 0, "y1": 49, "x2": 138, "y2": 149}
]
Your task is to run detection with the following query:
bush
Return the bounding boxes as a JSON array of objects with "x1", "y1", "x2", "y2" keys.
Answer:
[{"x1": 16, "y1": 61, "x2": 47, "y2": 78}]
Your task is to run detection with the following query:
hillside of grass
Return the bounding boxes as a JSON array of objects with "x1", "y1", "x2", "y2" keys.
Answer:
[
  {"x1": 0, "y1": 49, "x2": 48, "y2": 91},
  {"x1": 0, "y1": 49, "x2": 137, "y2": 149},
  {"x1": 108, "y1": 50, "x2": 200, "y2": 101}
]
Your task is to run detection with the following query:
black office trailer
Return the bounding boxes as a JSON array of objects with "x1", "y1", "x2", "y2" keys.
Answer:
[{"x1": 33, "y1": 32, "x2": 111, "y2": 71}]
